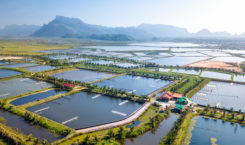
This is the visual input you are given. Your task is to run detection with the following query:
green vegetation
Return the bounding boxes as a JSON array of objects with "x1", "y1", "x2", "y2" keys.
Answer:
[
  {"x1": 0, "y1": 40, "x2": 75, "y2": 55},
  {"x1": 160, "y1": 109, "x2": 194, "y2": 145},
  {"x1": 197, "y1": 106, "x2": 245, "y2": 125}
]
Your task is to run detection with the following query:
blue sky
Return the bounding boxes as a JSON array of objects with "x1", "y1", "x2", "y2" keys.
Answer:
[{"x1": 1, "y1": 0, "x2": 245, "y2": 34}]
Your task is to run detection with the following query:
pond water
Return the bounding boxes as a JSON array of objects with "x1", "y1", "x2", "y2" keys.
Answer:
[
  {"x1": 67, "y1": 57, "x2": 91, "y2": 62},
  {"x1": 188, "y1": 117, "x2": 245, "y2": 145},
  {"x1": 0, "y1": 110, "x2": 61, "y2": 142},
  {"x1": 172, "y1": 52, "x2": 207, "y2": 57},
  {"x1": 83, "y1": 46, "x2": 169, "y2": 52},
  {"x1": 47, "y1": 54, "x2": 74, "y2": 60},
  {"x1": 0, "y1": 61, "x2": 12, "y2": 65},
  {"x1": 0, "y1": 78, "x2": 52, "y2": 98},
  {"x1": 42, "y1": 49, "x2": 133, "y2": 58},
  {"x1": 201, "y1": 71, "x2": 231, "y2": 80},
  {"x1": 122, "y1": 113, "x2": 179, "y2": 145},
  {"x1": 128, "y1": 56, "x2": 153, "y2": 61},
  {"x1": 157, "y1": 68, "x2": 171, "y2": 72},
  {"x1": 0, "y1": 69, "x2": 22, "y2": 78},
  {"x1": 114, "y1": 63, "x2": 141, "y2": 68},
  {"x1": 134, "y1": 52, "x2": 172, "y2": 58},
  {"x1": 11, "y1": 89, "x2": 67, "y2": 106},
  {"x1": 171, "y1": 48, "x2": 211, "y2": 52},
  {"x1": 148, "y1": 57, "x2": 209, "y2": 66},
  {"x1": 191, "y1": 81, "x2": 245, "y2": 111},
  {"x1": 172, "y1": 69, "x2": 200, "y2": 75},
  {"x1": 89, "y1": 60, "x2": 115, "y2": 65},
  {"x1": 20, "y1": 58, "x2": 36, "y2": 62},
  {"x1": 223, "y1": 49, "x2": 245, "y2": 55},
  {"x1": 95, "y1": 75, "x2": 172, "y2": 95},
  {"x1": 211, "y1": 57, "x2": 245, "y2": 63},
  {"x1": 24, "y1": 65, "x2": 56, "y2": 72},
  {"x1": 52, "y1": 69, "x2": 115, "y2": 83},
  {"x1": 27, "y1": 92, "x2": 142, "y2": 129},
  {"x1": 200, "y1": 51, "x2": 231, "y2": 57},
  {"x1": 3, "y1": 63, "x2": 38, "y2": 68},
  {"x1": 233, "y1": 75, "x2": 245, "y2": 83},
  {"x1": 129, "y1": 42, "x2": 201, "y2": 47}
]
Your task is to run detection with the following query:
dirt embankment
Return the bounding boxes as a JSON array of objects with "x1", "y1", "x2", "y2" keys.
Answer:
[
  {"x1": 0, "y1": 56, "x2": 24, "y2": 60},
  {"x1": 186, "y1": 60, "x2": 242, "y2": 72}
]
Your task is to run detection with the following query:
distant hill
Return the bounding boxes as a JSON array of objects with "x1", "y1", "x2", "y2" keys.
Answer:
[
  {"x1": 32, "y1": 16, "x2": 194, "y2": 39},
  {"x1": 3, "y1": 16, "x2": 240, "y2": 39},
  {"x1": 137, "y1": 24, "x2": 190, "y2": 37},
  {"x1": 193, "y1": 29, "x2": 232, "y2": 38},
  {"x1": 87, "y1": 34, "x2": 134, "y2": 41},
  {"x1": 0, "y1": 24, "x2": 40, "y2": 36}
]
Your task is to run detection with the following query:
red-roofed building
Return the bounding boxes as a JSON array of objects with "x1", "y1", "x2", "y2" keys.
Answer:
[
  {"x1": 172, "y1": 93, "x2": 183, "y2": 99},
  {"x1": 158, "y1": 91, "x2": 173, "y2": 102},
  {"x1": 63, "y1": 83, "x2": 75, "y2": 88},
  {"x1": 158, "y1": 91, "x2": 183, "y2": 101}
]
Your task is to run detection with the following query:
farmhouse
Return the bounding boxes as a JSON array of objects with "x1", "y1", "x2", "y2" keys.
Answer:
[{"x1": 158, "y1": 91, "x2": 183, "y2": 102}]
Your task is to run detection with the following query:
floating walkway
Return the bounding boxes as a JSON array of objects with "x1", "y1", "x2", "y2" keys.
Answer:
[
  {"x1": 118, "y1": 100, "x2": 129, "y2": 106},
  {"x1": 76, "y1": 102, "x2": 151, "y2": 134},
  {"x1": 0, "y1": 93, "x2": 9, "y2": 97},
  {"x1": 34, "y1": 106, "x2": 50, "y2": 113},
  {"x1": 92, "y1": 95, "x2": 101, "y2": 99},
  {"x1": 112, "y1": 110, "x2": 127, "y2": 116},
  {"x1": 62, "y1": 116, "x2": 78, "y2": 125}
]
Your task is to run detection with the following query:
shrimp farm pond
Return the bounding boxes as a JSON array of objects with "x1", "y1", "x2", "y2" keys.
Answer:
[
  {"x1": 186, "y1": 116, "x2": 245, "y2": 145},
  {"x1": 95, "y1": 75, "x2": 173, "y2": 95},
  {"x1": 0, "y1": 78, "x2": 52, "y2": 99},
  {"x1": 52, "y1": 69, "x2": 115, "y2": 83},
  {"x1": 0, "y1": 69, "x2": 22, "y2": 78},
  {"x1": 191, "y1": 81, "x2": 245, "y2": 111},
  {"x1": 27, "y1": 92, "x2": 142, "y2": 129}
]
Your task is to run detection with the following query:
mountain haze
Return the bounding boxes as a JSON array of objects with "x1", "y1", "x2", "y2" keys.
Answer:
[
  {"x1": 1, "y1": 16, "x2": 241, "y2": 39},
  {"x1": 0, "y1": 24, "x2": 40, "y2": 36},
  {"x1": 32, "y1": 16, "x2": 193, "y2": 39}
]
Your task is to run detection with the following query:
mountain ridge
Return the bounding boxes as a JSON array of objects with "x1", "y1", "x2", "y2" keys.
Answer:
[{"x1": 1, "y1": 16, "x2": 243, "y2": 39}]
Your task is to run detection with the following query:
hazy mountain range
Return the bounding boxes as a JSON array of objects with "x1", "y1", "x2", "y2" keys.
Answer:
[{"x1": 0, "y1": 16, "x2": 243, "y2": 40}]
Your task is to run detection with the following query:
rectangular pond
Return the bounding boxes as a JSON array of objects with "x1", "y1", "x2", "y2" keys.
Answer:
[
  {"x1": 191, "y1": 81, "x2": 245, "y2": 111},
  {"x1": 233, "y1": 75, "x2": 245, "y2": 83},
  {"x1": 0, "y1": 69, "x2": 22, "y2": 78},
  {"x1": 83, "y1": 46, "x2": 169, "y2": 52},
  {"x1": 172, "y1": 52, "x2": 207, "y2": 57},
  {"x1": 201, "y1": 71, "x2": 231, "y2": 80},
  {"x1": 27, "y1": 92, "x2": 142, "y2": 129},
  {"x1": 172, "y1": 69, "x2": 200, "y2": 75},
  {"x1": 187, "y1": 116, "x2": 245, "y2": 145},
  {"x1": 157, "y1": 68, "x2": 171, "y2": 72},
  {"x1": 52, "y1": 69, "x2": 115, "y2": 83},
  {"x1": 200, "y1": 51, "x2": 232, "y2": 57},
  {"x1": 24, "y1": 65, "x2": 56, "y2": 72},
  {"x1": 0, "y1": 61, "x2": 12, "y2": 65},
  {"x1": 95, "y1": 75, "x2": 172, "y2": 95},
  {"x1": 114, "y1": 63, "x2": 141, "y2": 68},
  {"x1": 148, "y1": 57, "x2": 209, "y2": 66},
  {"x1": 0, "y1": 78, "x2": 52, "y2": 98},
  {"x1": 67, "y1": 57, "x2": 91, "y2": 62},
  {"x1": 129, "y1": 42, "x2": 201, "y2": 47},
  {"x1": 128, "y1": 56, "x2": 153, "y2": 61},
  {"x1": 3, "y1": 63, "x2": 38, "y2": 68},
  {"x1": 211, "y1": 57, "x2": 245, "y2": 63},
  {"x1": 10, "y1": 89, "x2": 67, "y2": 106},
  {"x1": 122, "y1": 113, "x2": 179, "y2": 145},
  {"x1": 0, "y1": 110, "x2": 61, "y2": 142},
  {"x1": 89, "y1": 60, "x2": 115, "y2": 65}
]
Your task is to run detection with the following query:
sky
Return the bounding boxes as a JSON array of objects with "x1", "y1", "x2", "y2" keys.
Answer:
[{"x1": 1, "y1": 0, "x2": 245, "y2": 34}]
